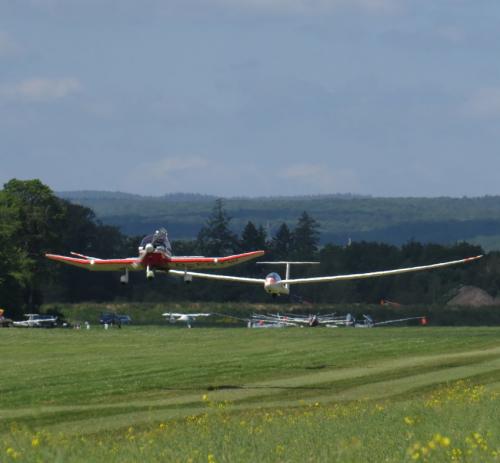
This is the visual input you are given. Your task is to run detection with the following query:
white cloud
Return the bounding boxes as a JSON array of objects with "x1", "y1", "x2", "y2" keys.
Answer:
[
  {"x1": 130, "y1": 157, "x2": 273, "y2": 196},
  {"x1": 0, "y1": 77, "x2": 81, "y2": 102},
  {"x1": 463, "y1": 87, "x2": 500, "y2": 118},
  {"x1": 139, "y1": 156, "x2": 210, "y2": 180},
  {"x1": 280, "y1": 163, "x2": 361, "y2": 193}
]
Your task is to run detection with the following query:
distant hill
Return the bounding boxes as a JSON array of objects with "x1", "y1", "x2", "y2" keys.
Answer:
[
  {"x1": 57, "y1": 191, "x2": 218, "y2": 202},
  {"x1": 58, "y1": 191, "x2": 500, "y2": 249}
]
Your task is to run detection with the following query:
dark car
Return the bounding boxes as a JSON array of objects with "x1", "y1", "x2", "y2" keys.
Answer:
[
  {"x1": 0, "y1": 318, "x2": 13, "y2": 327},
  {"x1": 99, "y1": 313, "x2": 132, "y2": 326}
]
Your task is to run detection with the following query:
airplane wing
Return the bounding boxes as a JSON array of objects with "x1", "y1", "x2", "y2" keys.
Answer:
[
  {"x1": 280, "y1": 255, "x2": 483, "y2": 286},
  {"x1": 168, "y1": 269, "x2": 266, "y2": 284},
  {"x1": 168, "y1": 255, "x2": 481, "y2": 288},
  {"x1": 168, "y1": 250, "x2": 265, "y2": 270},
  {"x1": 162, "y1": 312, "x2": 211, "y2": 318},
  {"x1": 372, "y1": 317, "x2": 425, "y2": 326},
  {"x1": 45, "y1": 254, "x2": 141, "y2": 271},
  {"x1": 47, "y1": 250, "x2": 265, "y2": 272}
]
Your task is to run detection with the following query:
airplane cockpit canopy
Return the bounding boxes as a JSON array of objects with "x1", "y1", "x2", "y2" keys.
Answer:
[
  {"x1": 266, "y1": 272, "x2": 282, "y2": 282},
  {"x1": 140, "y1": 228, "x2": 172, "y2": 254}
]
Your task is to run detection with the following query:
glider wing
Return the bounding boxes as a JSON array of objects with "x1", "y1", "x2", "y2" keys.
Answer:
[{"x1": 280, "y1": 255, "x2": 483, "y2": 286}]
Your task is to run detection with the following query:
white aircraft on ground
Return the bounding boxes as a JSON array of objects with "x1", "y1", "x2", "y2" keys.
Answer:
[
  {"x1": 346, "y1": 314, "x2": 427, "y2": 328},
  {"x1": 168, "y1": 256, "x2": 482, "y2": 297},
  {"x1": 249, "y1": 313, "x2": 428, "y2": 328},
  {"x1": 12, "y1": 314, "x2": 58, "y2": 328},
  {"x1": 162, "y1": 312, "x2": 211, "y2": 328},
  {"x1": 250, "y1": 312, "x2": 344, "y2": 327}
]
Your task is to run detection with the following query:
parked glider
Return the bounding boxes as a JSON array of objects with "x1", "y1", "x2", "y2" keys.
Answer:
[
  {"x1": 46, "y1": 228, "x2": 265, "y2": 283},
  {"x1": 162, "y1": 312, "x2": 211, "y2": 328},
  {"x1": 12, "y1": 314, "x2": 58, "y2": 328},
  {"x1": 168, "y1": 256, "x2": 482, "y2": 297},
  {"x1": 252, "y1": 312, "x2": 343, "y2": 327},
  {"x1": 347, "y1": 314, "x2": 427, "y2": 328}
]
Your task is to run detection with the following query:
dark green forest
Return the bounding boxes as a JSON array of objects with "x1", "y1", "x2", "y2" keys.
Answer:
[
  {"x1": 2, "y1": 179, "x2": 500, "y2": 320},
  {"x1": 59, "y1": 191, "x2": 500, "y2": 250}
]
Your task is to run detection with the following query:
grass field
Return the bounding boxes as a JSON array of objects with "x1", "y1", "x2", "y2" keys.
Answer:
[{"x1": 1, "y1": 326, "x2": 500, "y2": 462}]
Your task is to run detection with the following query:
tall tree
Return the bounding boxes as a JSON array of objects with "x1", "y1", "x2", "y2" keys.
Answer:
[
  {"x1": 270, "y1": 223, "x2": 293, "y2": 260},
  {"x1": 197, "y1": 199, "x2": 238, "y2": 255},
  {"x1": 240, "y1": 221, "x2": 267, "y2": 251},
  {"x1": 291, "y1": 211, "x2": 320, "y2": 260},
  {"x1": 0, "y1": 190, "x2": 25, "y2": 316},
  {"x1": 0, "y1": 179, "x2": 66, "y2": 311}
]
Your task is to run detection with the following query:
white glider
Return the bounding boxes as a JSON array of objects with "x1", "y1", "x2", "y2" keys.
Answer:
[
  {"x1": 162, "y1": 312, "x2": 211, "y2": 328},
  {"x1": 168, "y1": 255, "x2": 482, "y2": 297}
]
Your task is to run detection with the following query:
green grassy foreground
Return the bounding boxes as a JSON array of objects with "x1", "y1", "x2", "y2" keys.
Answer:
[{"x1": 1, "y1": 327, "x2": 500, "y2": 462}]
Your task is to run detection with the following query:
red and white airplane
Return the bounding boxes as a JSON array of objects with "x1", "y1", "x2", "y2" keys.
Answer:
[
  {"x1": 46, "y1": 228, "x2": 265, "y2": 284},
  {"x1": 46, "y1": 228, "x2": 482, "y2": 297}
]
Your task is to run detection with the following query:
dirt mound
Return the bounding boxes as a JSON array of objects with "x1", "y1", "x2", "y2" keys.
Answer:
[{"x1": 447, "y1": 286, "x2": 497, "y2": 307}]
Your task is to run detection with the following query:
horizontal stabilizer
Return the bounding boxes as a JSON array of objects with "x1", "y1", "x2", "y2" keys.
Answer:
[{"x1": 257, "y1": 261, "x2": 319, "y2": 265}]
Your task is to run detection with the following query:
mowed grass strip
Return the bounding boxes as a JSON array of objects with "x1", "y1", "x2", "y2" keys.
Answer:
[
  {"x1": 1, "y1": 327, "x2": 500, "y2": 462},
  {"x1": 1, "y1": 327, "x2": 500, "y2": 435},
  {"x1": 2, "y1": 327, "x2": 500, "y2": 407}
]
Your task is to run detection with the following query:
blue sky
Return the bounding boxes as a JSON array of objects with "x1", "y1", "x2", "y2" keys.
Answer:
[{"x1": 1, "y1": 0, "x2": 500, "y2": 197}]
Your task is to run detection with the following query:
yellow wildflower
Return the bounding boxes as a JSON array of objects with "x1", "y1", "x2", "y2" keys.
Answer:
[
  {"x1": 6, "y1": 448, "x2": 20, "y2": 459},
  {"x1": 31, "y1": 437, "x2": 40, "y2": 448},
  {"x1": 451, "y1": 448, "x2": 462, "y2": 461}
]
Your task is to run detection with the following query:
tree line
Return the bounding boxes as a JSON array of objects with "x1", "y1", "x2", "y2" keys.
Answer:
[
  {"x1": 61, "y1": 190, "x2": 500, "y2": 249},
  {"x1": 1, "y1": 179, "x2": 499, "y2": 319}
]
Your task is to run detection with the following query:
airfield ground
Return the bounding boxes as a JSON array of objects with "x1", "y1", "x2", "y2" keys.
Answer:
[{"x1": 1, "y1": 327, "x2": 499, "y2": 462}]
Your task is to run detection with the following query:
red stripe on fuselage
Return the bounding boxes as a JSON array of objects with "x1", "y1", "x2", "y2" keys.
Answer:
[{"x1": 141, "y1": 252, "x2": 171, "y2": 269}]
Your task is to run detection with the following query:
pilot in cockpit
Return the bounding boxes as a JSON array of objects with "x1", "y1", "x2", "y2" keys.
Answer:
[{"x1": 139, "y1": 228, "x2": 172, "y2": 256}]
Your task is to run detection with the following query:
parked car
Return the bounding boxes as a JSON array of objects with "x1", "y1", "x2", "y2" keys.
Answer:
[
  {"x1": 99, "y1": 313, "x2": 132, "y2": 326},
  {"x1": 0, "y1": 318, "x2": 13, "y2": 327}
]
